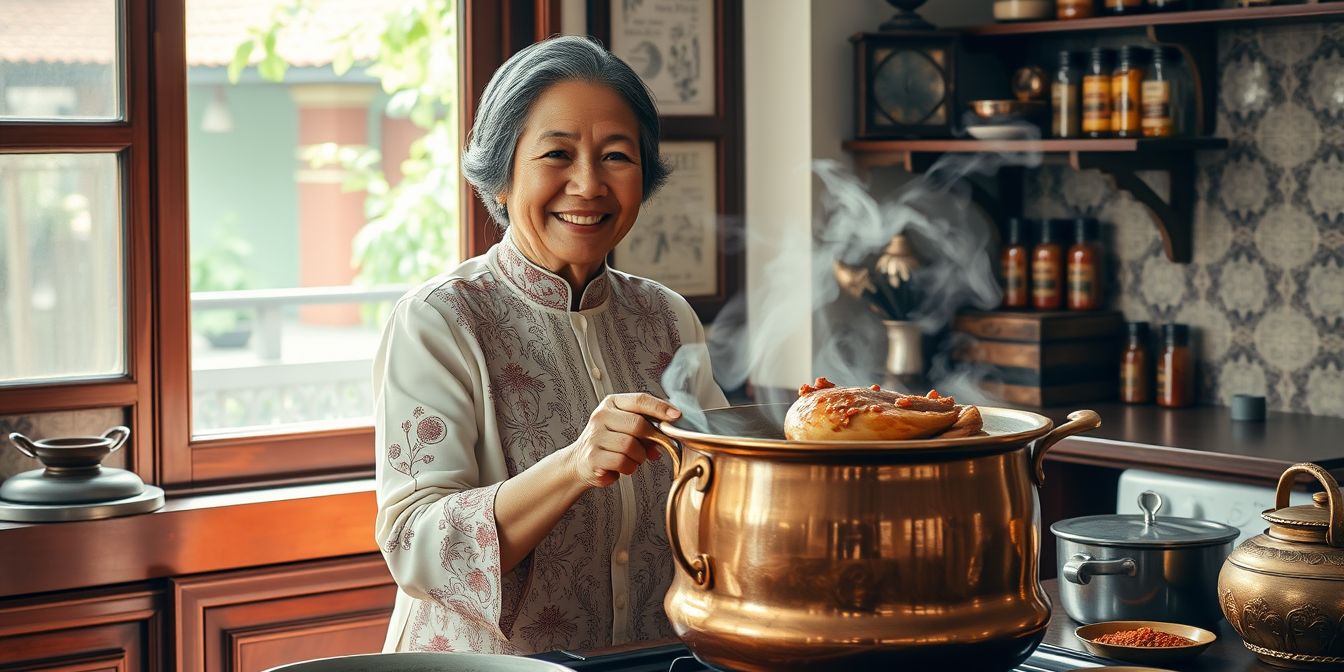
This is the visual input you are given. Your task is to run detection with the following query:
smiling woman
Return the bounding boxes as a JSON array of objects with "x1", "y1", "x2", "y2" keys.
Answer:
[{"x1": 372, "y1": 35, "x2": 725, "y2": 655}]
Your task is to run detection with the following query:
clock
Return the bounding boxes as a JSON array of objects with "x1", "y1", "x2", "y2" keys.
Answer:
[{"x1": 852, "y1": 30, "x2": 961, "y2": 139}]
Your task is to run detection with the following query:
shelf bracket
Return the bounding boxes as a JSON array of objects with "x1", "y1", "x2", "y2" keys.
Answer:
[{"x1": 1076, "y1": 153, "x2": 1194, "y2": 263}]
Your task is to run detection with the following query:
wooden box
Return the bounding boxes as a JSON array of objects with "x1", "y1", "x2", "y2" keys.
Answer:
[{"x1": 953, "y1": 310, "x2": 1123, "y2": 407}]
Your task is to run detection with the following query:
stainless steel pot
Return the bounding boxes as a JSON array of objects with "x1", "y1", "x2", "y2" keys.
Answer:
[
  {"x1": 648, "y1": 403, "x2": 1102, "y2": 672},
  {"x1": 1052, "y1": 491, "x2": 1239, "y2": 627}
]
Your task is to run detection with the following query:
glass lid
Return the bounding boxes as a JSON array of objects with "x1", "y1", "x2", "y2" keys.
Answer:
[{"x1": 1051, "y1": 491, "x2": 1241, "y2": 548}]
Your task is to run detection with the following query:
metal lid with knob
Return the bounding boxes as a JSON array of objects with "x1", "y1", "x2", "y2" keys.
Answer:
[
  {"x1": 1051, "y1": 490, "x2": 1241, "y2": 549},
  {"x1": 1262, "y1": 462, "x2": 1343, "y2": 547}
]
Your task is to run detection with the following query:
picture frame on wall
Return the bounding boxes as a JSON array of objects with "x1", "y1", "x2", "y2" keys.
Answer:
[
  {"x1": 610, "y1": 0, "x2": 716, "y2": 116},
  {"x1": 614, "y1": 141, "x2": 719, "y2": 297}
]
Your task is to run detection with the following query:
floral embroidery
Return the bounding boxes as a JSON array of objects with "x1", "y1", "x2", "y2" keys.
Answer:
[
  {"x1": 387, "y1": 406, "x2": 444, "y2": 479},
  {"x1": 519, "y1": 604, "x2": 579, "y2": 651},
  {"x1": 497, "y1": 236, "x2": 611, "y2": 311}
]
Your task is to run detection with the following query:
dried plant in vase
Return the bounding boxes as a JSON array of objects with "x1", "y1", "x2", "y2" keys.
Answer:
[{"x1": 833, "y1": 233, "x2": 925, "y2": 380}]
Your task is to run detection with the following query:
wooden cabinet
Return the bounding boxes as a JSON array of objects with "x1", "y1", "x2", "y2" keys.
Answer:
[
  {"x1": 173, "y1": 554, "x2": 396, "y2": 672},
  {"x1": 0, "y1": 586, "x2": 164, "y2": 671}
]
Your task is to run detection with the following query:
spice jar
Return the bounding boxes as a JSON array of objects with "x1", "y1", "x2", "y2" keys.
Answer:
[
  {"x1": 1119, "y1": 321, "x2": 1151, "y2": 404},
  {"x1": 1032, "y1": 219, "x2": 1066, "y2": 311},
  {"x1": 1067, "y1": 217, "x2": 1103, "y2": 310},
  {"x1": 1057, "y1": 0, "x2": 1096, "y2": 19},
  {"x1": 1083, "y1": 48, "x2": 1114, "y2": 138},
  {"x1": 1002, "y1": 217, "x2": 1033, "y2": 309},
  {"x1": 1103, "y1": 0, "x2": 1145, "y2": 15},
  {"x1": 1052, "y1": 51, "x2": 1081, "y2": 139},
  {"x1": 1111, "y1": 46, "x2": 1146, "y2": 138},
  {"x1": 1156, "y1": 323, "x2": 1194, "y2": 408},
  {"x1": 1142, "y1": 47, "x2": 1179, "y2": 137}
]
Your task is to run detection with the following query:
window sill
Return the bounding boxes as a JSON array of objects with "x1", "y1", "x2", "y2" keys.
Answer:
[{"x1": 0, "y1": 479, "x2": 379, "y2": 600}]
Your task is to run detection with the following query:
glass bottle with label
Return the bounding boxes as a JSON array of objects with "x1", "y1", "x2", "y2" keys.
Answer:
[
  {"x1": 1052, "y1": 51, "x2": 1081, "y2": 138},
  {"x1": 1142, "y1": 47, "x2": 1186, "y2": 137},
  {"x1": 1083, "y1": 48, "x2": 1114, "y2": 138},
  {"x1": 1111, "y1": 46, "x2": 1146, "y2": 138},
  {"x1": 1119, "y1": 321, "x2": 1151, "y2": 404},
  {"x1": 1032, "y1": 219, "x2": 1065, "y2": 311},
  {"x1": 1002, "y1": 217, "x2": 1033, "y2": 309},
  {"x1": 1067, "y1": 217, "x2": 1103, "y2": 310},
  {"x1": 1057, "y1": 0, "x2": 1095, "y2": 18},
  {"x1": 1156, "y1": 323, "x2": 1194, "y2": 408}
]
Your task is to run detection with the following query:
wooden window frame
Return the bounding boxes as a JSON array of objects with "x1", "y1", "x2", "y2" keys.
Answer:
[{"x1": 2, "y1": 0, "x2": 558, "y2": 493}]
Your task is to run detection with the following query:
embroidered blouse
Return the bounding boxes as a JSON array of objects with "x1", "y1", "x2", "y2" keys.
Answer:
[{"x1": 373, "y1": 234, "x2": 727, "y2": 654}]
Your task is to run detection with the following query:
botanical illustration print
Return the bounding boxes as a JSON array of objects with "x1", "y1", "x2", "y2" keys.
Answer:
[{"x1": 384, "y1": 237, "x2": 696, "y2": 654}]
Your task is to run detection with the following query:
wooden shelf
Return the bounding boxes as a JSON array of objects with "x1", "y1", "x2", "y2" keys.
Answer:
[
  {"x1": 965, "y1": 1, "x2": 1344, "y2": 36},
  {"x1": 843, "y1": 137, "x2": 1227, "y2": 262}
]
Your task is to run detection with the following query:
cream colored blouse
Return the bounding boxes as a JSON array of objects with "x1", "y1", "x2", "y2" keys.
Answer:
[{"x1": 373, "y1": 234, "x2": 727, "y2": 654}]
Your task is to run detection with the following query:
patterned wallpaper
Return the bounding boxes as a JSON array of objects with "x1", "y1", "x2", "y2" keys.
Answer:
[{"x1": 1026, "y1": 22, "x2": 1344, "y2": 418}]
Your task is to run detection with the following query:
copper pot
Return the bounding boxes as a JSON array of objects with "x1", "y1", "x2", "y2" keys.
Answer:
[
  {"x1": 1218, "y1": 463, "x2": 1344, "y2": 670},
  {"x1": 648, "y1": 403, "x2": 1101, "y2": 672}
]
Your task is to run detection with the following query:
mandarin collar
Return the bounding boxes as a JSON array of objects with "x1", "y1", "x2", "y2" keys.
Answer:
[{"x1": 495, "y1": 234, "x2": 611, "y2": 312}]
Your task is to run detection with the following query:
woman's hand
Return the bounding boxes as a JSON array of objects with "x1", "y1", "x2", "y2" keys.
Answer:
[{"x1": 566, "y1": 392, "x2": 681, "y2": 489}]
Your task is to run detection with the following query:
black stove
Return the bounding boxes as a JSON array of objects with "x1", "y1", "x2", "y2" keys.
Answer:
[{"x1": 531, "y1": 642, "x2": 1115, "y2": 671}]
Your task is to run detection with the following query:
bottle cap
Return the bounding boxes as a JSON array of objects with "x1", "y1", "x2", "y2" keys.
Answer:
[
  {"x1": 1006, "y1": 217, "x2": 1034, "y2": 246},
  {"x1": 1126, "y1": 321, "x2": 1149, "y2": 340},
  {"x1": 1090, "y1": 47, "x2": 1115, "y2": 67},
  {"x1": 1058, "y1": 50, "x2": 1075, "y2": 67},
  {"x1": 1040, "y1": 219, "x2": 1068, "y2": 244},
  {"x1": 1230, "y1": 394, "x2": 1266, "y2": 422},
  {"x1": 1074, "y1": 218, "x2": 1100, "y2": 243},
  {"x1": 1163, "y1": 323, "x2": 1190, "y2": 346}
]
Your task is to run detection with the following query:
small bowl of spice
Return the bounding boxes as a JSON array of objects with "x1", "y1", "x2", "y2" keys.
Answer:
[{"x1": 1075, "y1": 621, "x2": 1216, "y2": 665}]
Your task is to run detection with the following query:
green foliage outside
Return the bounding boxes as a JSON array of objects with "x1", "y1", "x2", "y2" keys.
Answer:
[
  {"x1": 190, "y1": 232, "x2": 255, "y2": 335},
  {"x1": 229, "y1": 0, "x2": 461, "y2": 324}
]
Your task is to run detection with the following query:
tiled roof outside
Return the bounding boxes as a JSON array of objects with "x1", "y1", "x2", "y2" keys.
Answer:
[{"x1": 2, "y1": 0, "x2": 390, "y2": 67}]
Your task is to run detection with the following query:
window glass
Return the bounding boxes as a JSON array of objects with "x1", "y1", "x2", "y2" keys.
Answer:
[
  {"x1": 0, "y1": 0, "x2": 122, "y2": 120},
  {"x1": 186, "y1": 0, "x2": 462, "y2": 434},
  {"x1": 0, "y1": 153, "x2": 126, "y2": 384}
]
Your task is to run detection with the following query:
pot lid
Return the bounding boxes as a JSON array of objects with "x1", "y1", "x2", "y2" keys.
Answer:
[
  {"x1": 1050, "y1": 491, "x2": 1240, "y2": 548},
  {"x1": 1263, "y1": 490, "x2": 1338, "y2": 530}
]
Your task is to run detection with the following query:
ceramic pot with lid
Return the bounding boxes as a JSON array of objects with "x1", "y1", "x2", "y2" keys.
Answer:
[
  {"x1": 1051, "y1": 490, "x2": 1239, "y2": 626},
  {"x1": 649, "y1": 403, "x2": 1102, "y2": 672},
  {"x1": 1218, "y1": 462, "x2": 1344, "y2": 670}
]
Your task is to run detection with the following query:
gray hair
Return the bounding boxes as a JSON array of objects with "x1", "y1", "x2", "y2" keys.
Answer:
[{"x1": 461, "y1": 35, "x2": 670, "y2": 226}]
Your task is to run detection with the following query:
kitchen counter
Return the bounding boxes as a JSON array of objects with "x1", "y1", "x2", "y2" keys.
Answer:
[
  {"x1": 1036, "y1": 402, "x2": 1344, "y2": 483},
  {"x1": 1040, "y1": 579, "x2": 1275, "y2": 671}
]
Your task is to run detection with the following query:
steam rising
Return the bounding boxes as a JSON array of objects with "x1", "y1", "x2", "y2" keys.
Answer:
[{"x1": 662, "y1": 147, "x2": 1043, "y2": 432}]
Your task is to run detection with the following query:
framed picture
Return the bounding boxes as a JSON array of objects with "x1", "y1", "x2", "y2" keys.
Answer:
[
  {"x1": 610, "y1": 0, "x2": 716, "y2": 116},
  {"x1": 592, "y1": 0, "x2": 741, "y2": 323},
  {"x1": 615, "y1": 141, "x2": 719, "y2": 296}
]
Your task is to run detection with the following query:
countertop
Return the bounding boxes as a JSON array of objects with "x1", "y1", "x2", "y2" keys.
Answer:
[{"x1": 1041, "y1": 579, "x2": 1274, "y2": 671}]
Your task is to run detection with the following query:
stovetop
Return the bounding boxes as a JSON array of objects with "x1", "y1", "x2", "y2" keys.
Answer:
[{"x1": 531, "y1": 642, "x2": 1114, "y2": 671}]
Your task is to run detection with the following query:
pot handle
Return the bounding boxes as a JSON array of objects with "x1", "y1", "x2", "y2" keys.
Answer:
[
  {"x1": 1030, "y1": 410, "x2": 1101, "y2": 487},
  {"x1": 647, "y1": 424, "x2": 714, "y2": 589},
  {"x1": 1062, "y1": 553, "x2": 1136, "y2": 585},
  {"x1": 1275, "y1": 462, "x2": 1343, "y2": 548},
  {"x1": 7, "y1": 432, "x2": 38, "y2": 459},
  {"x1": 102, "y1": 426, "x2": 131, "y2": 455}
]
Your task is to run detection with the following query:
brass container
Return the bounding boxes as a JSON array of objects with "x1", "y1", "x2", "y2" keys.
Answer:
[
  {"x1": 649, "y1": 404, "x2": 1101, "y2": 672},
  {"x1": 1218, "y1": 463, "x2": 1344, "y2": 670}
]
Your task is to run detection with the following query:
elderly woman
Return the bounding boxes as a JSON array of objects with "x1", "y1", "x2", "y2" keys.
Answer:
[{"x1": 372, "y1": 35, "x2": 727, "y2": 654}]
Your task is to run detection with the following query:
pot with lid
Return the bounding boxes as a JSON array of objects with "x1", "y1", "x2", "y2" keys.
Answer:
[
  {"x1": 648, "y1": 403, "x2": 1102, "y2": 672},
  {"x1": 1218, "y1": 462, "x2": 1344, "y2": 670},
  {"x1": 1051, "y1": 490, "x2": 1239, "y2": 627}
]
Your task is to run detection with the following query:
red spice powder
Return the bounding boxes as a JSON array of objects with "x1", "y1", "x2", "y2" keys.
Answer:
[{"x1": 1093, "y1": 627, "x2": 1194, "y2": 648}]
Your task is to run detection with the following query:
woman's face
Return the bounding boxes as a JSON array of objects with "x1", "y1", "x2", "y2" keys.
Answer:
[{"x1": 502, "y1": 80, "x2": 644, "y2": 288}]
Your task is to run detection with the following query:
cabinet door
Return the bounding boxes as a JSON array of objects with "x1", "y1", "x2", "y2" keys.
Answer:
[
  {"x1": 0, "y1": 586, "x2": 163, "y2": 671},
  {"x1": 174, "y1": 554, "x2": 396, "y2": 672}
]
